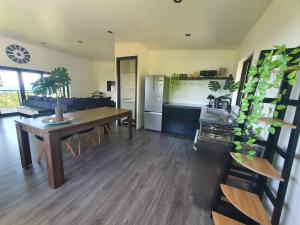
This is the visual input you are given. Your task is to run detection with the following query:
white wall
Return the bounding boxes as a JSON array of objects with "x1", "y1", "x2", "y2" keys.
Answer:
[
  {"x1": 0, "y1": 35, "x2": 94, "y2": 97},
  {"x1": 234, "y1": 0, "x2": 300, "y2": 224},
  {"x1": 92, "y1": 61, "x2": 116, "y2": 101},
  {"x1": 148, "y1": 50, "x2": 236, "y2": 105}
]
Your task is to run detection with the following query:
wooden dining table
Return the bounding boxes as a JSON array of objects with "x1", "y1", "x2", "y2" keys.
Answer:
[{"x1": 15, "y1": 107, "x2": 132, "y2": 189}]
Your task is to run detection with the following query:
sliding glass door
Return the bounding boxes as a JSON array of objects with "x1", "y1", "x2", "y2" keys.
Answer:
[
  {"x1": 0, "y1": 69, "x2": 21, "y2": 114},
  {"x1": 0, "y1": 66, "x2": 70, "y2": 115},
  {"x1": 21, "y1": 71, "x2": 43, "y2": 99}
]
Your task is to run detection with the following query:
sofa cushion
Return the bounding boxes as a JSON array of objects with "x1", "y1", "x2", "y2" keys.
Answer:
[
  {"x1": 29, "y1": 100, "x2": 51, "y2": 109},
  {"x1": 28, "y1": 95, "x2": 43, "y2": 102}
]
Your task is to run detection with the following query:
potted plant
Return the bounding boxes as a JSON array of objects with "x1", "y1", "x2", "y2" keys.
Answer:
[
  {"x1": 170, "y1": 73, "x2": 181, "y2": 91},
  {"x1": 32, "y1": 67, "x2": 71, "y2": 121},
  {"x1": 208, "y1": 75, "x2": 240, "y2": 109},
  {"x1": 91, "y1": 91, "x2": 105, "y2": 98},
  {"x1": 207, "y1": 94, "x2": 215, "y2": 108}
]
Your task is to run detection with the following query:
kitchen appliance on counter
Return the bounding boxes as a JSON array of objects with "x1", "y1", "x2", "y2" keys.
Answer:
[
  {"x1": 214, "y1": 97, "x2": 232, "y2": 111},
  {"x1": 200, "y1": 70, "x2": 218, "y2": 77},
  {"x1": 144, "y1": 75, "x2": 169, "y2": 131}
]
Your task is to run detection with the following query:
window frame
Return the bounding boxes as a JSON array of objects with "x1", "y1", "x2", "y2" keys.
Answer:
[{"x1": 0, "y1": 65, "x2": 70, "y2": 102}]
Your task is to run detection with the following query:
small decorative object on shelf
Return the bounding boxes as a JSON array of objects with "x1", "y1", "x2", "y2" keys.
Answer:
[
  {"x1": 218, "y1": 67, "x2": 228, "y2": 76},
  {"x1": 233, "y1": 45, "x2": 300, "y2": 162},
  {"x1": 179, "y1": 74, "x2": 187, "y2": 79},
  {"x1": 207, "y1": 94, "x2": 215, "y2": 108},
  {"x1": 32, "y1": 67, "x2": 71, "y2": 122}
]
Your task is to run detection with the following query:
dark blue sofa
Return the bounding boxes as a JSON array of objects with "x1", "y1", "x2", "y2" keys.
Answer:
[{"x1": 20, "y1": 96, "x2": 116, "y2": 117}]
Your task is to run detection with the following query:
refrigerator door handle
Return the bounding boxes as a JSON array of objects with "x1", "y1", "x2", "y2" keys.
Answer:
[{"x1": 144, "y1": 111, "x2": 162, "y2": 115}]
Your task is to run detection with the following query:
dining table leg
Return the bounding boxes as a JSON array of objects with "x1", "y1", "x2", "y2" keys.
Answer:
[
  {"x1": 44, "y1": 133, "x2": 65, "y2": 188},
  {"x1": 15, "y1": 123, "x2": 32, "y2": 168},
  {"x1": 128, "y1": 112, "x2": 132, "y2": 140}
]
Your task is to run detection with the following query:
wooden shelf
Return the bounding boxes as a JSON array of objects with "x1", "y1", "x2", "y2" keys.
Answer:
[
  {"x1": 178, "y1": 76, "x2": 229, "y2": 81},
  {"x1": 231, "y1": 153, "x2": 284, "y2": 181},
  {"x1": 221, "y1": 184, "x2": 271, "y2": 225},
  {"x1": 212, "y1": 211, "x2": 245, "y2": 225},
  {"x1": 259, "y1": 117, "x2": 296, "y2": 129}
]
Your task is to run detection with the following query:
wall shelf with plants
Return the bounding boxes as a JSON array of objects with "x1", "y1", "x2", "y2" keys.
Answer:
[{"x1": 178, "y1": 76, "x2": 229, "y2": 81}]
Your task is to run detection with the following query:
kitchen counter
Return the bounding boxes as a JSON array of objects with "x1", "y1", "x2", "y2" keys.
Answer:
[
  {"x1": 164, "y1": 102, "x2": 202, "y2": 110},
  {"x1": 163, "y1": 103, "x2": 202, "y2": 137},
  {"x1": 199, "y1": 107, "x2": 238, "y2": 126}
]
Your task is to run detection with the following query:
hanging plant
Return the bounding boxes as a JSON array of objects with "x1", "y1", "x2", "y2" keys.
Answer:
[
  {"x1": 170, "y1": 73, "x2": 181, "y2": 91},
  {"x1": 233, "y1": 45, "x2": 300, "y2": 162}
]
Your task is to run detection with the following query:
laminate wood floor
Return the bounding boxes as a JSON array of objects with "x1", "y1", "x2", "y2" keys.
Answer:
[{"x1": 0, "y1": 116, "x2": 213, "y2": 225}]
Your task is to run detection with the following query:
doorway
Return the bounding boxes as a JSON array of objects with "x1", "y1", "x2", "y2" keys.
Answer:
[
  {"x1": 116, "y1": 56, "x2": 137, "y2": 126},
  {"x1": 236, "y1": 55, "x2": 253, "y2": 106}
]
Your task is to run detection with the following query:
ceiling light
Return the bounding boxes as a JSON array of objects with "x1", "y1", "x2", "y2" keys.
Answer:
[
  {"x1": 185, "y1": 33, "x2": 191, "y2": 37},
  {"x1": 173, "y1": 0, "x2": 182, "y2": 3},
  {"x1": 107, "y1": 31, "x2": 113, "y2": 34}
]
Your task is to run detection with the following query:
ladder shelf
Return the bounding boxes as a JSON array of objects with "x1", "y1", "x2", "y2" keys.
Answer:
[
  {"x1": 230, "y1": 153, "x2": 284, "y2": 182},
  {"x1": 221, "y1": 184, "x2": 271, "y2": 225}
]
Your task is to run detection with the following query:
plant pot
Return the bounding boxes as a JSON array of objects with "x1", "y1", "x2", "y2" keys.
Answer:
[{"x1": 55, "y1": 104, "x2": 64, "y2": 122}]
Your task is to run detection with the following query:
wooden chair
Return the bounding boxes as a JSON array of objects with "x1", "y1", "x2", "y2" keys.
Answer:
[
  {"x1": 36, "y1": 135, "x2": 76, "y2": 162},
  {"x1": 77, "y1": 123, "x2": 112, "y2": 155}
]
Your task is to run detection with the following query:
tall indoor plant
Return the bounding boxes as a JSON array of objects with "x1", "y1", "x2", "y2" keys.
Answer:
[
  {"x1": 208, "y1": 75, "x2": 240, "y2": 108},
  {"x1": 32, "y1": 67, "x2": 71, "y2": 121}
]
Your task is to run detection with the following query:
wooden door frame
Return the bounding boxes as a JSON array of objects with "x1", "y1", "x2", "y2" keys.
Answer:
[{"x1": 116, "y1": 56, "x2": 138, "y2": 126}]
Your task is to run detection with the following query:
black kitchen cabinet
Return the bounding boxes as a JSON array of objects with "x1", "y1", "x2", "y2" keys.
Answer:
[{"x1": 162, "y1": 104, "x2": 201, "y2": 137}]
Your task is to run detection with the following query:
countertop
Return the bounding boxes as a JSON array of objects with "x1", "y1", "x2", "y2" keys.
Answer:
[
  {"x1": 164, "y1": 102, "x2": 203, "y2": 110},
  {"x1": 199, "y1": 107, "x2": 238, "y2": 126},
  {"x1": 163, "y1": 102, "x2": 238, "y2": 126}
]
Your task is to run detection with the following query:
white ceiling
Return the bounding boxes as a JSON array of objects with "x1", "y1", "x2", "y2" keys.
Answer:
[{"x1": 0, "y1": 0, "x2": 272, "y2": 60}]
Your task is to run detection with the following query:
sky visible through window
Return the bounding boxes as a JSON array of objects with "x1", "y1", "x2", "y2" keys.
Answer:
[
  {"x1": 0, "y1": 70, "x2": 19, "y2": 90},
  {"x1": 0, "y1": 70, "x2": 42, "y2": 91}
]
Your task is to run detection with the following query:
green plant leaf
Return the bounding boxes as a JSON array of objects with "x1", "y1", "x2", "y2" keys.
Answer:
[
  {"x1": 274, "y1": 111, "x2": 279, "y2": 118},
  {"x1": 235, "y1": 145, "x2": 242, "y2": 150},
  {"x1": 272, "y1": 121, "x2": 282, "y2": 127},
  {"x1": 276, "y1": 105, "x2": 286, "y2": 110},
  {"x1": 290, "y1": 48, "x2": 300, "y2": 55},
  {"x1": 247, "y1": 155, "x2": 254, "y2": 160},
  {"x1": 233, "y1": 141, "x2": 241, "y2": 146},
  {"x1": 287, "y1": 71, "x2": 297, "y2": 79},
  {"x1": 268, "y1": 127, "x2": 276, "y2": 135},
  {"x1": 291, "y1": 58, "x2": 300, "y2": 64},
  {"x1": 208, "y1": 81, "x2": 221, "y2": 92},
  {"x1": 248, "y1": 150, "x2": 256, "y2": 156},
  {"x1": 288, "y1": 79, "x2": 296, "y2": 85}
]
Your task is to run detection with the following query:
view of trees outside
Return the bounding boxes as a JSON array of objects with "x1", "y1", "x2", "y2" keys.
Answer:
[
  {"x1": 0, "y1": 69, "x2": 49, "y2": 114},
  {"x1": 0, "y1": 70, "x2": 20, "y2": 113}
]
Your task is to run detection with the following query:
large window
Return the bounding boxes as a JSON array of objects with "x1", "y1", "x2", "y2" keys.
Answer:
[
  {"x1": 21, "y1": 71, "x2": 42, "y2": 99},
  {"x1": 0, "y1": 70, "x2": 20, "y2": 114},
  {"x1": 0, "y1": 66, "x2": 70, "y2": 115}
]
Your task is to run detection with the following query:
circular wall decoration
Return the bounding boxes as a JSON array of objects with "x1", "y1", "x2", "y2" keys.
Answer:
[{"x1": 6, "y1": 44, "x2": 31, "y2": 64}]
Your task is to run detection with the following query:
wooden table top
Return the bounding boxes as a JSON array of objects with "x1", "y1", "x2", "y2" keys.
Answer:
[{"x1": 15, "y1": 107, "x2": 131, "y2": 133}]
